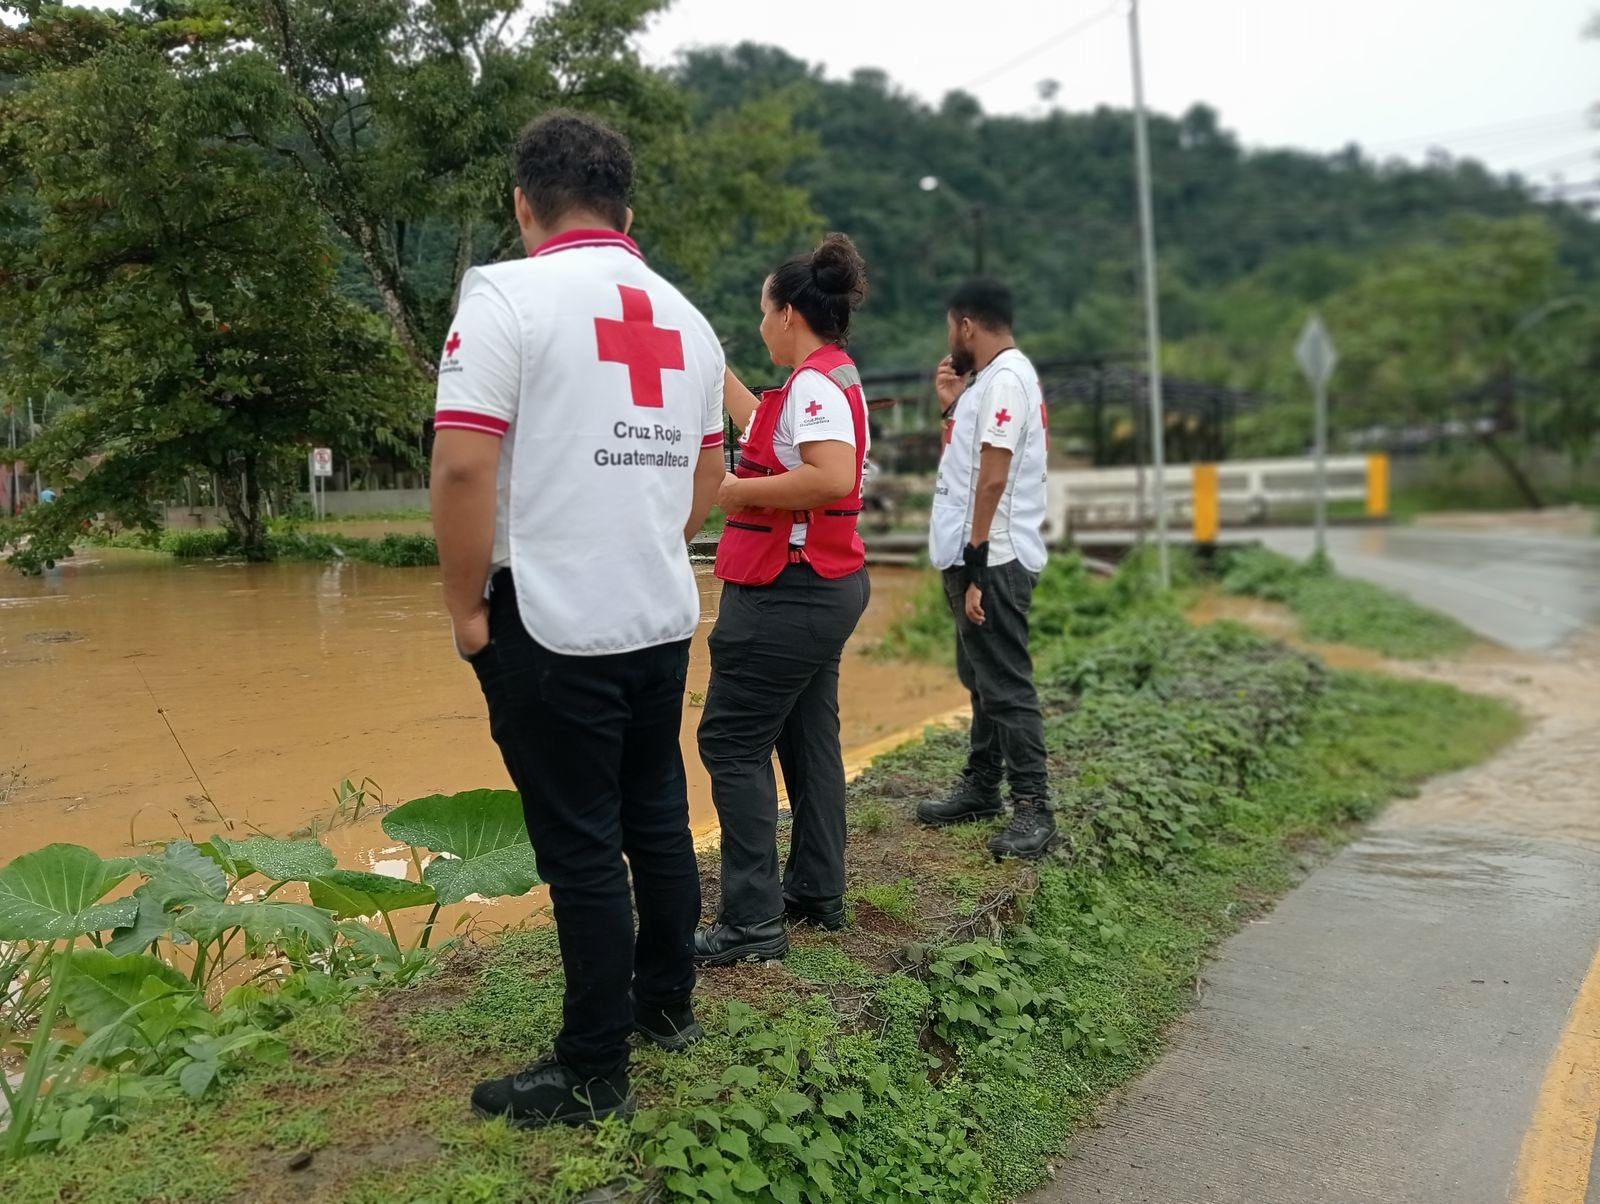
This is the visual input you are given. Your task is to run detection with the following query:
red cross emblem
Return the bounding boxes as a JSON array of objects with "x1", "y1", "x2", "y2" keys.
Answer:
[
  {"x1": 805, "y1": 401, "x2": 823, "y2": 417},
  {"x1": 993, "y1": 408, "x2": 1012, "y2": 426},
  {"x1": 445, "y1": 331, "x2": 461, "y2": 358},
  {"x1": 595, "y1": 285, "x2": 684, "y2": 408}
]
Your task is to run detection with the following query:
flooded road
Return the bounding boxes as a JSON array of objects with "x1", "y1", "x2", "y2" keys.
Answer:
[
  {"x1": 1258, "y1": 525, "x2": 1600, "y2": 653},
  {"x1": 0, "y1": 551, "x2": 964, "y2": 882}
]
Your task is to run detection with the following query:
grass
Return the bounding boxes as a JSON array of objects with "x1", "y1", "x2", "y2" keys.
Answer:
[
  {"x1": 1215, "y1": 545, "x2": 1476, "y2": 659},
  {"x1": 88, "y1": 526, "x2": 440, "y2": 568},
  {"x1": 0, "y1": 598, "x2": 1521, "y2": 1202}
]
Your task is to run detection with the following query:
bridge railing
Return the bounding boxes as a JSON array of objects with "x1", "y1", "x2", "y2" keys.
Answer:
[{"x1": 1044, "y1": 454, "x2": 1389, "y2": 539}]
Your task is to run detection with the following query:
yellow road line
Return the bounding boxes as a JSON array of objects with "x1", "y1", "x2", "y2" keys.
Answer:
[
  {"x1": 692, "y1": 707, "x2": 970, "y2": 847},
  {"x1": 1513, "y1": 941, "x2": 1600, "y2": 1203}
]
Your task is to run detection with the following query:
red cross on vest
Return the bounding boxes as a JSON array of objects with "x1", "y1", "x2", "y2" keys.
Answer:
[
  {"x1": 595, "y1": 285, "x2": 685, "y2": 408},
  {"x1": 445, "y1": 331, "x2": 461, "y2": 357},
  {"x1": 805, "y1": 400, "x2": 823, "y2": 417},
  {"x1": 993, "y1": 408, "x2": 1012, "y2": 426}
]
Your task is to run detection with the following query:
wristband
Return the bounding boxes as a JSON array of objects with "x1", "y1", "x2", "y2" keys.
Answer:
[{"x1": 962, "y1": 541, "x2": 990, "y2": 591}]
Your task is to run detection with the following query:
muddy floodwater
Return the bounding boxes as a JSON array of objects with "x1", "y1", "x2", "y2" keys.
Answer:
[{"x1": 0, "y1": 550, "x2": 966, "y2": 905}]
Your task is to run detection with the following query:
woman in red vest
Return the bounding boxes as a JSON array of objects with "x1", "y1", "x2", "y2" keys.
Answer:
[{"x1": 695, "y1": 233, "x2": 872, "y2": 966}]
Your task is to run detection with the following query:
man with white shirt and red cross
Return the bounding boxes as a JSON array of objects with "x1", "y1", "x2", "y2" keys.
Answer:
[
  {"x1": 917, "y1": 278, "x2": 1056, "y2": 861},
  {"x1": 430, "y1": 110, "x2": 724, "y2": 1129}
]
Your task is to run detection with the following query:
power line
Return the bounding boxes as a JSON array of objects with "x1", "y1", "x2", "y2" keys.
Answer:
[
  {"x1": 959, "y1": 3, "x2": 1122, "y2": 91},
  {"x1": 1362, "y1": 109, "x2": 1590, "y2": 153},
  {"x1": 1507, "y1": 147, "x2": 1598, "y2": 178}
]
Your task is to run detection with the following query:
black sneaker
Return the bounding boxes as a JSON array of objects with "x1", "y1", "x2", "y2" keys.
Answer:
[
  {"x1": 784, "y1": 894, "x2": 846, "y2": 931},
  {"x1": 633, "y1": 995, "x2": 704, "y2": 1052},
  {"x1": 694, "y1": 916, "x2": 789, "y2": 967},
  {"x1": 470, "y1": 1054, "x2": 633, "y2": 1129},
  {"x1": 988, "y1": 798, "x2": 1059, "y2": 861},
  {"x1": 916, "y1": 775, "x2": 1004, "y2": 826}
]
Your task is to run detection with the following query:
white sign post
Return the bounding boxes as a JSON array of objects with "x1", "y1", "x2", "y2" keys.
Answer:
[
  {"x1": 1294, "y1": 315, "x2": 1338, "y2": 559},
  {"x1": 310, "y1": 447, "x2": 333, "y2": 520}
]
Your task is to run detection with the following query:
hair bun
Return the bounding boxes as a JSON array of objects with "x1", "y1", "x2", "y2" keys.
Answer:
[{"x1": 810, "y1": 232, "x2": 869, "y2": 308}]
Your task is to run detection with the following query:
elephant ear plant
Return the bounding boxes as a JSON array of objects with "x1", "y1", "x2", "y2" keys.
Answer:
[{"x1": 0, "y1": 788, "x2": 540, "y2": 1159}]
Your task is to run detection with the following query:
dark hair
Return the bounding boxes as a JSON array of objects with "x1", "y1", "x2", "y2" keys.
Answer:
[
  {"x1": 513, "y1": 110, "x2": 633, "y2": 230},
  {"x1": 767, "y1": 232, "x2": 869, "y2": 344},
  {"x1": 947, "y1": 277, "x2": 1014, "y2": 332}
]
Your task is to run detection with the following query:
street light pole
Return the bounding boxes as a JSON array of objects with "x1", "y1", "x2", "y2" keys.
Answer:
[
  {"x1": 1127, "y1": 0, "x2": 1170, "y2": 589},
  {"x1": 920, "y1": 176, "x2": 986, "y2": 278}
]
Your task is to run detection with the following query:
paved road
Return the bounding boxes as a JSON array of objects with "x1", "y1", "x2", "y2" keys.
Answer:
[
  {"x1": 1037, "y1": 527, "x2": 1600, "y2": 1204},
  {"x1": 1257, "y1": 526, "x2": 1600, "y2": 653},
  {"x1": 1036, "y1": 825, "x2": 1600, "y2": 1204}
]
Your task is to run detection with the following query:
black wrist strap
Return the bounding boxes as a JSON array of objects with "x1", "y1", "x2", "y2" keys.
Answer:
[{"x1": 962, "y1": 541, "x2": 990, "y2": 590}]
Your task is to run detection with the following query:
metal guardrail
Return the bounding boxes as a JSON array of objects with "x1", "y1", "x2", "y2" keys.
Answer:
[{"x1": 1046, "y1": 454, "x2": 1390, "y2": 539}]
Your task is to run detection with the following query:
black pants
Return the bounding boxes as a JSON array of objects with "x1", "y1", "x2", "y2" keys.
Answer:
[
  {"x1": 697, "y1": 563, "x2": 870, "y2": 925},
  {"x1": 942, "y1": 561, "x2": 1050, "y2": 802},
  {"x1": 470, "y1": 570, "x2": 699, "y2": 1076}
]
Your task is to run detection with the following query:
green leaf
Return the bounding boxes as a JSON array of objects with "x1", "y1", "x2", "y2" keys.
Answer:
[
  {"x1": 201, "y1": 835, "x2": 336, "y2": 883},
  {"x1": 718, "y1": 1128, "x2": 751, "y2": 1159},
  {"x1": 138, "y1": 841, "x2": 228, "y2": 907},
  {"x1": 0, "y1": 843, "x2": 137, "y2": 940},
  {"x1": 821, "y1": 1088, "x2": 863, "y2": 1120},
  {"x1": 771, "y1": 1091, "x2": 813, "y2": 1120},
  {"x1": 308, "y1": 871, "x2": 435, "y2": 918},
  {"x1": 382, "y1": 789, "x2": 539, "y2": 904},
  {"x1": 61, "y1": 949, "x2": 196, "y2": 1035},
  {"x1": 720, "y1": 1064, "x2": 760, "y2": 1091},
  {"x1": 723, "y1": 999, "x2": 756, "y2": 1037},
  {"x1": 107, "y1": 885, "x2": 178, "y2": 955},
  {"x1": 57, "y1": 1104, "x2": 95, "y2": 1149},
  {"x1": 760, "y1": 1123, "x2": 802, "y2": 1148},
  {"x1": 174, "y1": 900, "x2": 336, "y2": 949},
  {"x1": 732, "y1": 1160, "x2": 770, "y2": 1193},
  {"x1": 652, "y1": 1146, "x2": 690, "y2": 1172},
  {"x1": 178, "y1": 1060, "x2": 219, "y2": 1099},
  {"x1": 866, "y1": 1066, "x2": 891, "y2": 1096}
]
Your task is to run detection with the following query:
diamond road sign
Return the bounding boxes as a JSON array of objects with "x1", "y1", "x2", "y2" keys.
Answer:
[{"x1": 1295, "y1": 314, "x2": 1338, "y2": 389}]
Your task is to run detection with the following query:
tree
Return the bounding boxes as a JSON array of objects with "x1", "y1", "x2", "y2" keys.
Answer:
[
  {"x1": 0, "y1": 37, "x2": 425, "y2": 566},
  {"x1": 190, "y1": 0, "x2": 815, "y2": 376}
]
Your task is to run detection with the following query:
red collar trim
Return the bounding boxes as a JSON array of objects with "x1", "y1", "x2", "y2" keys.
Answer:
[{"x1": 529, "y1": 228, "x2": 643, "y2": 260}]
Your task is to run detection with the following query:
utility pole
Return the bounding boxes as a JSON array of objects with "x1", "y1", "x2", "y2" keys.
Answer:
[
  {"x1": 7, "y1": 405, "x2": 18, "y2": 517},
  {"x1": 27, "y1": 399, "x2": 40, "y2": 498},
  {"x1": 1128, "y1": 0, "x2": 1170, "y2": 588}
]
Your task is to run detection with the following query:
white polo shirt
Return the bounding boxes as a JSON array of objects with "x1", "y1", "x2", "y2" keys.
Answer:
[
  {"x1": 929, "y1": 348, "x2": 1049, "y2": 574},
  {"x1": 434, "y1": 228, "x2": 725, "y2": 655}
]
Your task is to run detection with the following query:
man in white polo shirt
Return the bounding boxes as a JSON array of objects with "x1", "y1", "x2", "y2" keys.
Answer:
[
  {"x1": 917, "y1": 278, "x2": 1055, "y2": 861},
  {"x1": 430, "y1": 110, "x2": 725, "y2": 1129}
]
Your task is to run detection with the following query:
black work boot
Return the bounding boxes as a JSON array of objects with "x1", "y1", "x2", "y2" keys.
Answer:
[
  {"x1": 470, "y1": 1054, "x2": 633, "y2": 1128},
  {"x1": 784, "y1": 894, "x2": 846, "y2": 931},
  {"x1": 916, "y1": 774, "x2": 1004, "y2": 826},
  {"x1": 694, "y1": 916, "x2": 789, "y2": 967},
  {"x1": 632, "y1": 995, "x2": 704, "y2": 1052},
  {"x1": 988, "y1": 798, "x2": 1059, "y2": 861}
]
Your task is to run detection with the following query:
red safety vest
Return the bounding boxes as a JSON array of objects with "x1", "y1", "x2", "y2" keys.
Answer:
[{"x1": 715, "y1": 344, "x2": 868, "y2": 586}]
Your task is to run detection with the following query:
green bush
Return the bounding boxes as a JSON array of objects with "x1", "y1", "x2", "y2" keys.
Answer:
[{"x1": 158, "y1": 528, "x2": 239, "y2": 558}]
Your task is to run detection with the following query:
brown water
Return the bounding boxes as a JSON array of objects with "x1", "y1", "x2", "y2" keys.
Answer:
[
  {"x1": 0, "y1": 552, "x2": 964, "y2": 909},
  {"x1": 1188, "y1": 591, "x2": 1600, "y2": 853}
]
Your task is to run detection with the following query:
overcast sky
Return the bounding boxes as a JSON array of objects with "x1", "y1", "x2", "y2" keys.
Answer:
[{"x1": 641, "y1": 0, "x2": 1598, "y2": 197}]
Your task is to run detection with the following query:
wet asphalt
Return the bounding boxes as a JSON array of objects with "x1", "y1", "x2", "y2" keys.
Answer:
[
  {"x1": 1258, "y1": 526, "x2": 1600, "y2": 653},
  {"x1": 1037, "y1": 525, "x2": 1600, "y2": 1204}
]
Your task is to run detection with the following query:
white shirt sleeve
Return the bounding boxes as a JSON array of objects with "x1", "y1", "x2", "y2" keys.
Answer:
[
  {"x1": 978, "y1": 370, "x2": 1027, "y2": 453},
  {"x1": 434, "y1": 271, "x2": 520, "y2": 437},
  {"x1": 702, "y1": 341, "x2": 727, "y2": 451},
  {"x1": 786, "y1": 371, "x2": 857, "y2": 449}
]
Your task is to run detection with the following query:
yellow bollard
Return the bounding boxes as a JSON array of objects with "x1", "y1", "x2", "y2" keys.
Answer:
[
  {"x1": 1192, "y1": 463, "x2": 1219, "y2": 544},
  {"x1": 1366, "y1": 452, "x2": 1390, "y2": 519}
]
